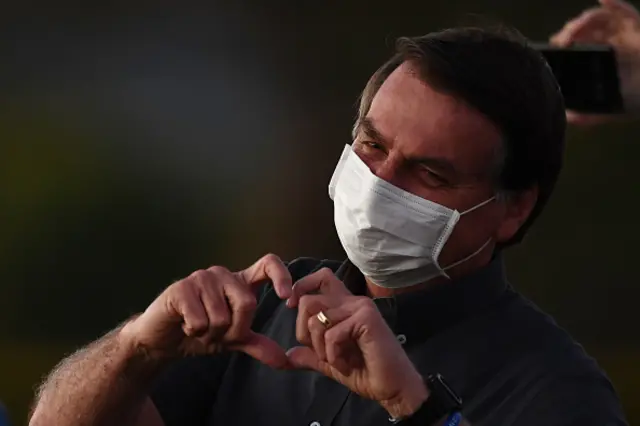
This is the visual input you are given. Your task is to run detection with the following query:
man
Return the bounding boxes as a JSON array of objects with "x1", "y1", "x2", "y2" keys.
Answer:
[{"x1": 29, "y1": 25, "x2": 628, "y2": 426}]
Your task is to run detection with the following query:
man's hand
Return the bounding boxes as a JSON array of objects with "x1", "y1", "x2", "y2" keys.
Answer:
[
  {"x1": 286, "y1": 269, "x2": 429, "y2": 419},
  {"x1": 121, "y1": 253, "x2": 293, "y2": 369},
  {"x1": 551, "y1": 0, "x2": 640, "y2": 125}
]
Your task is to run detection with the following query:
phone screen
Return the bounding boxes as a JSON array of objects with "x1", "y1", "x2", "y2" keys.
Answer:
[{"x1": 533, "y1": 44, "x2": 624, "y2": 114}]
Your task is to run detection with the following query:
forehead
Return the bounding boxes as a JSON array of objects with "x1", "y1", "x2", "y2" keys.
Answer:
[{"x1": 365, "y1": 61, "x2": 502, "y2": 174}]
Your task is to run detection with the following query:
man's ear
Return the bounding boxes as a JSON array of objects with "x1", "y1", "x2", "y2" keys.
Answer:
[{"x1": 495, "y1": 185, "x2": 538, "y2": 244}]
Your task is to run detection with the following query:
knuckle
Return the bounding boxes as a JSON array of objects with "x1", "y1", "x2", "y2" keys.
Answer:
[
  {"x1": 208, "y1": 265, "x2": 230, "y2": 276},
  {"x1": 166, "y1": 280, "x2": 182, "y2": 294},
  {"x1": 185, "y1": 269, "x2": 213, "y2": 289},
  {"x1": 209, "y1": 313, "x2": 231, "y2": 330},
  {"x1": 234, "y1": 296, "x2": 257, "y2": 314},
  {"x1": 193, "y1": 318, "x2": 209, "y2": 330},
  {"x1": 318, "y1": 267, "x2": 334, "y2": 278},
  {"x1": 189, "y1": 269, "x2": 209, "y2": 280},
  {"x1": 262, "y1": 253, "x2": 281, "y2": 264},
  {"x1": 324, "y1": 328, "x2": 339, "y2": 346},
  {"x1": 355, "y1": 296, "x2": 376, "y2": 312},
  {"x1": 185, "y1": 318, "x2": 208, "y2": 335},
  {"x1": 299, "y1": 294, "x2": 322, "y2": 313},
  {"x1": 291, "y1": 278, "x2": 309, "y2": 295},
  {"x1": 298, "y1": 294, "x2": 312, "y2": 310},
  {"x1": 307, "y1": 316, "x2": 317, "y2": 330},
  {"x1": 168, "y1": 277, "x2": 193, "y2": 294},
  {"x1": 307, "y1": 315, "x2": 322, "y2": 331}
]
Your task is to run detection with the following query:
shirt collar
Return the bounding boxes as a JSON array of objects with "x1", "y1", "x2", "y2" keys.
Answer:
[{"x1": 334, "y1": 255, "x2": 509, "y2": 345}]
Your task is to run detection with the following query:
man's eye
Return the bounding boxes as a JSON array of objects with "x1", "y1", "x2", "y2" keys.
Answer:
[
  {"x1": 363, "y1": 141, "x2": 383, "y2": 150},
  {"x1": 422, "y1": 168, "x2": 449, "y2": 185}
]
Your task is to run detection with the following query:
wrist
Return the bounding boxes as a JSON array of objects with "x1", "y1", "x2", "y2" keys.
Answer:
[
  {"x1": 380, "y1": 373, "x2": 430, "y2": 420},
  {"x1": 118, "y1": 316, "x2": 171, "y2": 383}
]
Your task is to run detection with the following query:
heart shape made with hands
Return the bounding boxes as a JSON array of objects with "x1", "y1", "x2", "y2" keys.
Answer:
[
  {"x1": 225, "y1": 261, "x2": 427, "y2": 417},
  {"x1": 233, "y1": 265, "x2": 353, "y2": 370}
]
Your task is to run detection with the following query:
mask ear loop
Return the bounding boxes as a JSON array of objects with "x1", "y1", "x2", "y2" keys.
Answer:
[
  {"x1": 459, "y1": 195, "x2": 496, "y2": 216},
  {"x1": 431, "y1": 211, "x2": 461, "y2": 279},
  {"x1": 442, "y1": 237, "x2": 493, "y2": 272},
  {"x1": 438, "y1": 196, "x2": 497, "y2": 274}
]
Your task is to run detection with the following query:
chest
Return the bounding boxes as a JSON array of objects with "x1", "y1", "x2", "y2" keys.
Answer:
[{"x1": 208, "y1": 304, "x2": 550, "y2": 426}]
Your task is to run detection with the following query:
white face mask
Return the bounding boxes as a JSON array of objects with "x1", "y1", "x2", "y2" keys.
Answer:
[{"x1": 329, "y1": 144, "x2": 495, "y2": 289}]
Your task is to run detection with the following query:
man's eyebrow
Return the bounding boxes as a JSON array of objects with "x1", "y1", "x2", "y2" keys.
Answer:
[
  {"x1": 357, "y1": 117, "x2": 387, "y2": 143},
  {"x1": 360, "y1": 118, "x2": 459, "y2": 174},
  {"x1": 358, "y1": 116, "x2": 462, "y2": 176}
]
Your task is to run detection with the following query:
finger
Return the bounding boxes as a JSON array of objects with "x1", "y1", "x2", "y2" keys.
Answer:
[
  {"x1": 296, "y1": 294, "x2": 330, "y2": 347},
  {"x1": 286, "y1": 345, "x2": 350, "y2": 379},
  {"x1": 308, "y1": 314, "x2": 328, "y2": 362},
  {"x1": 566, "y1": 110, "x2": 616, "y2": 126},
  {"x1": 237, "y1": 253, "x2": 292, "y2": 299},
  {"x1": 316, "y1": 305, "x2": 359, "y2": 374},
  {"x1": 192, "y1": 269, "x2": 232, "y2": 339},
  {"x1": 223, "y1": 277, "x2": 258, "y2": 342},
  {"x1": 288, "y1": 305, "x2": 361, "y2": 377},
  {"x1": 286, "y1": 346, "x2": 329, "y2": 375},
  {"x1": 550, "y1": 8, "x2": 609, "y2": 46},
  {"x1": 198, "y1": 277, "x2": 232, "y2": 341},
  {"x1": 323, "y1": 302, "x2": 378, "y2": 369},
  {"x1": 324, "y1": 316, "x2": 361, "y2": 375},
  {"x1": 169, "y1": 280, "x2": 209, "y2": 337},
  {"x1": 565, "y1": 10, "x2": 615, "y2": 44},
  {"x1": 307, "y1": 304, "x2": 356, "y2": 366},
  {"x1": 287, "y1": 267, "x2": 350, "y2": 308},
  {"x1": 600, "y1": 0, "x2": 640, "y2": 17},
  {"x1": 229, "y1": 331, "x2": 290, "y2": 369},
  {"x1": 550, "y1": 9, "x2": 609, "y2": 46}
]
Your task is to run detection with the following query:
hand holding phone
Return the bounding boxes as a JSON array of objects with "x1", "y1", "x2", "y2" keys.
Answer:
[
  {"x1": 534, "y1": 44, "x2": 624, "y2": 114},
  {"x1": 549, "y1": 0, "x2": 640, "y2": 125}
]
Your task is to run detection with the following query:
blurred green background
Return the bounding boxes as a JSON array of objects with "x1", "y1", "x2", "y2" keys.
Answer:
[{"x1": 1, "y1": 1, "x2": 637, "y2": 424}]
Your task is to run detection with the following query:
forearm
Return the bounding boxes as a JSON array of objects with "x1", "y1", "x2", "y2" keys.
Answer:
[{"x1": 29, "y1": 320, "x2": 164, "y2": 426}]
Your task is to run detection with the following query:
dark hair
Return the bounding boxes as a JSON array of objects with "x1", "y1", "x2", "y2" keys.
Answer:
[{"x1": 355, "y1": 27, "x2": 566, "y2": 247}]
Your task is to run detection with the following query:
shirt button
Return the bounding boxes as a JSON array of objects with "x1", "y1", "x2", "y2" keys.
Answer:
[
  {"x1": 396, "y1": 334, "x2": 407, "y2": 345},
  {"x1": 310, "y1": 422, "x2": 321, "y2": 426}
]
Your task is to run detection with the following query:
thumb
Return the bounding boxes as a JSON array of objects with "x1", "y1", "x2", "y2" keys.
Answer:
[
  {"x1": 286, "y1": 346, "x2": 325, "y2": 373},
  {"x1": 229, "y1": 331, "x2": 290, "y2": 369}
]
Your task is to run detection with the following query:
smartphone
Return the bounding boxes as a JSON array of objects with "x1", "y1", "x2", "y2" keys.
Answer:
[{"x1": 533, "y1": 43, "x2": 624, "y2": 114}]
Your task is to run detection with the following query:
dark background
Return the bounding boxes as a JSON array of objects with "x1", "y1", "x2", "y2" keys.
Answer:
[{"x1": 1, "y1": 1, "x2": 638, "y2": 424}]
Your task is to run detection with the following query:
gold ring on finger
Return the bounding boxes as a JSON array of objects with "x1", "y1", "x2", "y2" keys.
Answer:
[{"x1": 316, "y1": 310, "x2": 332, "y2": 329}]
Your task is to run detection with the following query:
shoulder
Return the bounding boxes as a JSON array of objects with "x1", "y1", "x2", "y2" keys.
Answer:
[
  {"x1": 512, "y1": 368, "x2": 627, "y2": 426},
  {"x1": 487, "y1": 294, "x2": 627, "y2": 424},
  {"x1": 493, "y1": 293, "x2": 606, "y2": 377}
]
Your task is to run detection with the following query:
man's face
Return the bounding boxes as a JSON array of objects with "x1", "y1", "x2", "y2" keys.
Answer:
[{"x1": 352, "y1": 61, "x2": 535, "y2": 269}]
